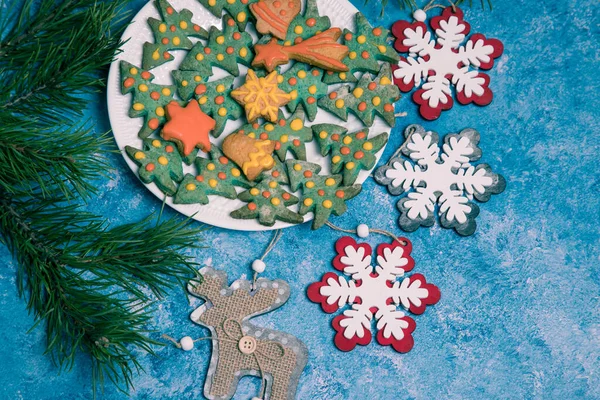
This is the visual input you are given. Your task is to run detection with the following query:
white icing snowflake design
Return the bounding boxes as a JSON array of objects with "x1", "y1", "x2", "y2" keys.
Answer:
[
  {"x1": 375, "y1": 124, "x2": 506, "y2": 236},
  {"x1": 391, "y1": 7, "x2": 503, "y2": 120},
  {"x1": 307, "y1": 236, "x2": 440, "y2": 353}
]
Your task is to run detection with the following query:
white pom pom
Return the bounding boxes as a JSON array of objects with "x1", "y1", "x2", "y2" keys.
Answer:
[
  {"x1": 180, "y1": 336, "x2": 194, "y2": 351},
  {"x1": 413, "y1": 9, "x2": 427, "y2": 22},
  {"x1": 252, "y1": 259, "x2": 266, "y2": 274},
  {"x1": 356, "y1": 224, "x2": 369, "y2": 238},
  {"x1": 252, "y1": 397, "x2": 263, "y2": 400}
]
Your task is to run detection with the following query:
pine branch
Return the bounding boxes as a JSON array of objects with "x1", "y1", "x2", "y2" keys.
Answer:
[
  {"x1": 0, "y1": 192, "x2": 203, "y2": 393},
  {"x1": 0, "y1": 0, "x2": 207, "y2": 395}
]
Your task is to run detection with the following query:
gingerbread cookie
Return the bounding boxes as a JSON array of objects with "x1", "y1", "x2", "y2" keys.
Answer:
[
  {"x1": 171, "y1": 73, "x2": 242, "y2": 138},
  {"x1": 173, "y1": 147, "x2": 251, "y2": 204},
  {"x1": 142, "y1": 0, "x2": 208, "y2": 70},
  {"x1": 231, "y1": 178, "x2": 303, "y2": 226},
  {"x1": 285, "y1": 160, "x2": 362, "y2": 229},
  {"x1": 253, "y1": 28, "x2": 349, "y2": 72},
  {"x1": 283, "y1": 0, "x2": 331, "y2": 44},
  {"x1": 161, "y1": 100, "x2": 215, "y2": 157},
  {"x1": 196, "y1": 0, "x2": 257, "y2": 29},
  {"x1": 179, "y1": 16, "x2": 253, "y2": 78},
  {"x1": 238, "y1": 108, "x2": 313, "y2": 161},
  {"x1": 231, "y1": 70, "x2": 292, "y2": 123},
  {"x1": 222, "y1": 131, "x2": 276, "y2": 181},
  {"x1": 312, "y1": 124, "x2": 389, "y2": 185},
  {"x1": 120, "y1": 61, "x2": 177, "y2": 139},
  {"x1": 250, "y1": 0, "x2": 301, "y2": 40},
  {"x1": 125, "y1": 138, "x2": 184, "y2": 195},
  {"x1": 323, "y1": 13, "x2": 399, "y2": 84},
  {"x1": 279, "y1": 63, "x2": 327, "y2": 121},
  {"x1": 318, "y1": 63, "x2": 399, "y2": 127}
]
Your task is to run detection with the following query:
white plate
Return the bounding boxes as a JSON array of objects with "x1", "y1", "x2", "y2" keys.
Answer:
[{"x1": 107, "y1": 0, "x2": 392, "y2": 231}]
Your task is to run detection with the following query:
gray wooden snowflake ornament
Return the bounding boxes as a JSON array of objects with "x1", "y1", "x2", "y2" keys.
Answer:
[{"x1": 375, "y1": 124, "x2": 506, "y2": 236}]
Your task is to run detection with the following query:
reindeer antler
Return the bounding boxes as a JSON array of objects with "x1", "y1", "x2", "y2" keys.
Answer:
[{"x1": 188, "y1": 267, "x2": 228, "y2": 306}]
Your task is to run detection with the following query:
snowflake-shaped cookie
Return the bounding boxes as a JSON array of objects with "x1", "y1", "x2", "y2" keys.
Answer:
[
  {"x1": 391, "y1": 7, "x2": 503, "y2": 120},
  {"x1": 308, "y1": 236, "x2": 440, "y2": 353},
  {"x1": 375, "y1": 124, "x2": 506, "y2": 236}
]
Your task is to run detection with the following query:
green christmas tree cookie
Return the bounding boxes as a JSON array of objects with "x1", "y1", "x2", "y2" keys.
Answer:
[
  {"x1": 142, "y1": 0, "x2": 209, "y2": 70},
  {"x1": 231, "y1": 179, "x2": 303, "y2": 226},
  {"x1": 323, "y1": 13, "x2": 399, "y2": 84},
  {"x1": 318, "y1": 63, "x2": 399, "y2": 127},
  {"x1": 256, "y1": 157, "x2": 289, "y2": 185},
  {"x1": 120, "y1": 61, "x2": 177, "y2": 139},
  {"x1": 179, "y1": 16, "x2": 253, "y2": 77},
  {"x1": 171, "y1": 72, "x2": 242, "y2": 137},
  {"x1": 278, "y1": 63, "x2": 327, "y2": 121},
  {"x1": 197, "y1": 0, "x2": 257, "y2": 29},
  {"x1": 312, "y1": 124, "x2": 388, "y2": 185},
  {"x1": 238, "y1": 108, "x2": 313, "y2": 161},
  {"x1": 284, "y1": 0, "x2": 331, "y2": 44},
  {"x1": 285, "y1": 160, "x2": 362, "y2": 230},
  {"x1": 125, "y1": 138, "x2": 184, "y2": 195},
  {"x1": 173, "y1": 147, "x2": 251, "y2": 205}
]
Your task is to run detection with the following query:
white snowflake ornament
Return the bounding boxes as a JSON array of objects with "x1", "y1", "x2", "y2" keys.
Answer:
[
  {"x1": 391, "y1": 7, "x2": 503, "y2": 120},
  {"x1": 307, "y1": 236, "x2": 440, "y2": 353},
  {"x1": 375, "y1": 124, "x2": 506, "y2": 236}
]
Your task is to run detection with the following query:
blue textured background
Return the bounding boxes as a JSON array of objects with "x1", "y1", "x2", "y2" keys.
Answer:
[{"x1": 1, "y1": 0, "x2": 599, "y2": 398}]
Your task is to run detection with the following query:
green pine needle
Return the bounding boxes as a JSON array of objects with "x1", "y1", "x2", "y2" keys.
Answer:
[{"x1": 0, "y1": 0, "x2": 206, "y2": 395}]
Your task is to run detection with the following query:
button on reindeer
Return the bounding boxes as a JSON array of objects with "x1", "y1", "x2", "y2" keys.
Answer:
[{"x1": 188, "y1": 267, "x2": 308, "y2": 400}]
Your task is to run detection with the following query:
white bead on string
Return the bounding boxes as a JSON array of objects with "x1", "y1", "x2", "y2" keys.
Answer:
[
  {"x1": 413, "y1": 9, "x2": 427, "y2": 22},
  {"x1": 252, "y1": 229, "x2": 283, "y2": 288},
  {"x1": 356, "y1": 224, "x2": 369, "y2": 238}
]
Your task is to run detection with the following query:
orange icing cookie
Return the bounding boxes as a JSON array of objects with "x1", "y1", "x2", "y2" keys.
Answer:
[
  {"x1": 250, "y1": 0, "x2": 301, "y2": 40},
  {"x1": 161, "y1": 100, "x2": 215, "y2": 156},
  {"x1": 252, "y1": 28, "x2": 349, "y2": 72},
  {"x1": 222, "y1": 131, "x2": 276, "y2": 181}
]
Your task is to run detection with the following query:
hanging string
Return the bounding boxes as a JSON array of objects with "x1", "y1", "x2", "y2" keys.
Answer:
[
  {"x1": 253, "y1": 229, "x2": 283, "y2": 289},
  {"x1": 324, "y1": 221, "x2": 408, "y2": 246},
  {"x1": 423, "y1": 0, "x2": 457, "y2": 12},
  {"x1": 162, "y1": 318, "x2": 284, "y2": 400}
]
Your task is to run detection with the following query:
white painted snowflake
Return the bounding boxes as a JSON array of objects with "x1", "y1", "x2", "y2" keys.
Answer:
[
  {"x1": 375, "y1": 124, "x2": 506, "y2": 236},
  {"x1": 307, "y1": 236, "x2": 440, "y2": 353},
  {"x1": 391, "y1": 7, "x2": 503, "y2": 120}
]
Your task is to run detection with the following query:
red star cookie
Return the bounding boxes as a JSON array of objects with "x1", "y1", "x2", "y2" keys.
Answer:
[{"x1": 162, "y1": 100, "x2": 215, "y2": 156}]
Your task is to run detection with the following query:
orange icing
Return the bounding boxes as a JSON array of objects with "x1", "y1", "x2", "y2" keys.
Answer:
[
  {"x1": 161, "y1": 100, "x2": 215, "y2": 156},
  {"x1": 253, "y1": 28, "x2": 349, "y2": 72}
]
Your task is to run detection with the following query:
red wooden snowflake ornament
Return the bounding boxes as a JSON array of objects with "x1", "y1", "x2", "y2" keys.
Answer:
[
  {"x1": 307, "y1": 236, "x2": 440, "y2": 353},
  {"x1": 391, "y1": 7, "x2": 503, "y2": 120}
]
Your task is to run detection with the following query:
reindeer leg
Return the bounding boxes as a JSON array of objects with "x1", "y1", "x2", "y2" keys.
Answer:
[{"x1": 207, "y1": 349, "x2": 238, "y2": 399}]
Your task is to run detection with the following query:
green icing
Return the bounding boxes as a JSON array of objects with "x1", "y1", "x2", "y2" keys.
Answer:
[
  {"x1": 125, "y1": 138, "x2": 184, "y2": 195},
  {"x1": 279, "y1": 63, "x2": 327, "y2": 121},
  {"x1": 196, "y1": 0, "x2": 257, "y2": 29},
  {"x1": 318, "y1": 63, "x2": 399, "y2": 127},
  {"x1": 237, "y1": 108, "x2": 313, "y2": 161},
  {"x1": 231, "y1": 179, "x2": 303, "y2": 226},
  {"x1": 285, "y1": 160, "x2": 362, "y2": 230},
  {"x1": 284, "y1": 0, "x2": 331, "y2": 43},
  {"x1": 323, "y1": 13, "x2": 399, "y2": 84},
  {"x1": 120, "y1": 61, "x2": 177, "y2": 139},
  {"x1": 179, "y1": 16, "x2": 253, "y2": 77},
  {"x1": 142, "y1": 0, "x2": 208, "y2": 70},
  {"x1": 171, "y1": 72, "x2": 242, "y2": 137},
  {"x1": 312, "y1": 124, "x2": 389, "y2": 185}
]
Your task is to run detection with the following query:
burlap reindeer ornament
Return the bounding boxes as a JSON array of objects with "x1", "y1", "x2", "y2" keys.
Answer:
[{"x1": 188, "y1": 267, "x2": 308, "y2": 400}]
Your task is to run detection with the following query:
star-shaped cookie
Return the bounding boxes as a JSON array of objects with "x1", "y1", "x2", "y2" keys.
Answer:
[
  {"x1": 231, "y1": 70, "x2": 292, "y2": 123},
  {"x1": 162, "y1": 100, "x2": 215, "y2": 156}
]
